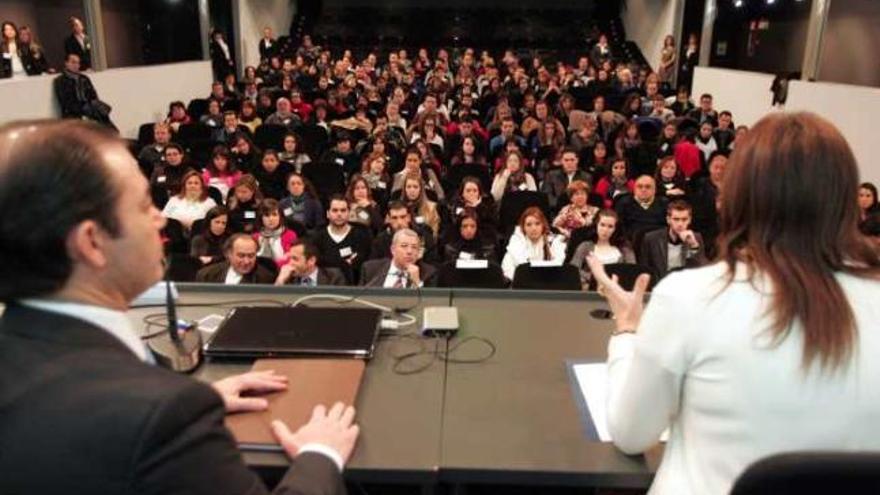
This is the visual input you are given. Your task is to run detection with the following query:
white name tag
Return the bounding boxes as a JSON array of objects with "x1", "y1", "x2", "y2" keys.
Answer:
[
  {"x1": 458, "y1": 251, "x2": 474, "y2": 260},
  {"x1": 376, "y1": 181, "x2": 387, "y2": 189},
  {"x1": 2, "y1": 53, "x2": 11, "y2": 59},
  {"x1": 339, "y1": 246, "x2": 353, "y2": 258},
  {"x1": 358, "y1": 210, "x2": 369, "y2": 220},
  {"x1": 283, "y1": 207, "x2": 293, "y2": 216},
  {"x1": 414, "y1": 216, "x2": 425, "y2": 224},
  {"x1": 529, "y1": 259, "x2": 562, "y2": 268},
  {"x1": 335, "y1": 157, "x2": 345, "y2": 165},
  {"x1": 157, "y1": 175, "x2": 167, "y2": 183},
  {"x1": 244, "y1": 211, "x2": 256, "y2": 219},
  {"x1": 455, "y1": 207, "x2": 464, "y2": 215},
  {"x1": 518, "y1": 182, "x2": 528, "y2": 191},
  {"x1": 456, "y1": 259, "x2": 488, "y2": 269}
]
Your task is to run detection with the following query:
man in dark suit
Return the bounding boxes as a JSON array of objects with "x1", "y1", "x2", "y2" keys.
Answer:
[
  {"x1": 258, "y1": 26, "x2": 277, "y2": 61},
  {"x1": 275, "y1": 239, "x2": 348, "y2": 286},
  {"x1": 0, "y1": 119, "x2": 358, "y2": 494},
  {"x1": 360, "y1": 229, "x2": 436, "y2": 287},
  {"x1": 541, "y1": 148, "x2": 592, "y2": 211},
  {"x1": 196, "y1": 234, "x2": 277, "y2": 284},
  {"x1": 63, "y1": 16, "x2": 91, "y2": 70},
  {"x1": 615, "y1": 174, "x2": 669, "y2": 240},
  {"x1": 639, "y1": 199, "x2": 708, "y2": 285},
  {"x1": 54, "y1": 53, "x2": 115, "y2": 129}
]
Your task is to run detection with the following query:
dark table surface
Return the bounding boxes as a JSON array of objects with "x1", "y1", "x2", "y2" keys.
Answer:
[
  {"x1": 129, "y1": 284, "x2": 659, "y2": 488},
  {"x1": 439, "y1": 290, "x2": 660, "y2": 488}
]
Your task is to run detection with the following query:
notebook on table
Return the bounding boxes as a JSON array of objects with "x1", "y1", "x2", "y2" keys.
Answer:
[{"x1": 225, "y1": 358, "x2": 366, "y2": 451}]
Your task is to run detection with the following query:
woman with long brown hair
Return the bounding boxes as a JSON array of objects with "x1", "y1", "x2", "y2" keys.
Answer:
[{"x1": 589, "y1": 112, "x2": 880, "y2": 494}]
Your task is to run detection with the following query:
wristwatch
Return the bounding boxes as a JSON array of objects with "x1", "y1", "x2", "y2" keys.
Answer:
[{"x1": 611, "y1": 328, "x2": 637, "y2": 336}]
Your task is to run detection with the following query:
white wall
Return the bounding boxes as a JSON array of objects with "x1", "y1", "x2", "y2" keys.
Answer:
[
  {"x1": 692, "y1": 66, "x2": 880, "y2": 185},
  {"x1": 234, "y1": 0, "x2": 296, "y2": 72},
  {"x1": 621, "y1": 0, "x2": 680, "y2": 72},
  {"x1": 0, "y1": 61, "x2": 213, "y2": 139},
  {"x1": 692, "y1": 67, "x2": 776, "y2": 127}
]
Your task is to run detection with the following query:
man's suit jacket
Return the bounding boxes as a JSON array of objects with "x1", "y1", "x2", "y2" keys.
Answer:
[
  {"x1": 64, "y1": 34, "x2": 92, "y2": 69},
  {"x1": 639, "y1": 228, "x2": 708, "y2": 285},
  {"x1": 54, "y1": 71, "x2": 99, "y2": 119},
  {"x1": 0, "y1": 304, "x2": 345, "y2": 494},
  {"x1": 359, "y1": 259, "x2": 437, "y2": 287},
  {"x1": 541, "y1": 169, "x2": 592, "y2": 210},
  {"x1": 195, "y1": 261, "x2": 276, "y2": 284},
  {"x1": 285, "y1": 267, "x2": 348, "y2": 286}
]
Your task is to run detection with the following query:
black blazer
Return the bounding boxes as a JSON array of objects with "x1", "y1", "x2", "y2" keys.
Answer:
[
  {"x1": 53, "y1": 71, "x2": 98, "y2": 119},
  {"x1": 64, "y1": 34, "x2": 92, "y2": 70},
  {"x1": 284, "y1": 267, "x2": 348, "y2": 286},
  {"x1": 195, "y1": 261, "x2": 276, "y2": 284},
  {"x1": 359, "y1": 259, "x2": 437, "y2": 287},
  {"x1": 639, "y1": 228, "x2": 708, "y2": 284},
  {"x1": 0, "y1": 304, "x2": 345, "y2": 494}
]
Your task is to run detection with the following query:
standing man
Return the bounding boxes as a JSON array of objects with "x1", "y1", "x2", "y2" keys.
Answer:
[{"x1": 0, "y1": 120, "x2": 358, "y2": 494}]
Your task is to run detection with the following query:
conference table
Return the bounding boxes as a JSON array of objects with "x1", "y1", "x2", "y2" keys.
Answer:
[{"x1": 130, "y1": 284, "x2": 660, "y2": 492}]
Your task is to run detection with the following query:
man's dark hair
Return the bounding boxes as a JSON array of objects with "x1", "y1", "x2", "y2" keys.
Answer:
[
  {"x1": 700, "y1": 93, "x2": 713, "y2": 101},
  {"x1": 0, "y1": 120, "x2": 122, "y2": 300},
  {"x1": 291, "y1": 238, "x2": 319, "y2": 261},
  {"x1": 386, "y1": 200, "x2": 409, "y2": 213},
  {"x1": 668, "y1": 199, "x2": 693, "y2": 214}
]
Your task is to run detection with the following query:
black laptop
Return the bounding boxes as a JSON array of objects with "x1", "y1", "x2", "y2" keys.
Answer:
[{"x1": 204, "y1": 306, "x2": 382, "y2": 359}]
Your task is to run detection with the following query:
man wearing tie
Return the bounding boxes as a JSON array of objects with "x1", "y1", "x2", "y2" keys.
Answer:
[
  {"x1": 0, "y1": 120, "x2": 358, "y2": 494},
  {"x1": 275, "y1": 239, "x2": 348, "y2": 286},
  {"x1": 360, "y1": 229, "x2": 436, "y2": 287}
]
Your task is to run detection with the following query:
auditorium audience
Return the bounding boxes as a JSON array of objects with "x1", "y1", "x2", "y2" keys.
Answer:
[{"x1": 31, "y1": 28, "x2": 866, "y2": 295}]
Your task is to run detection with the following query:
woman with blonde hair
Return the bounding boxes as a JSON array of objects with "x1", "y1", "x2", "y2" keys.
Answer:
[{"x1": 590, "y1": 112, "x2": 880, "y2": 494}]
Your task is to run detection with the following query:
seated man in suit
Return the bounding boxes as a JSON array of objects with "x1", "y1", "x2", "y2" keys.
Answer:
[
  {"x1": 275, "y1": 239, "x2": 348, "y2": 286},
  {"x1": 614, "y1": 174, "x2": 669, "y2": 241},
  {"x1": 369, "y1": 201, "x2": 438, "y2": 263},
  {"x1": 639, "y1": 199, "x2": 708, "y2": 285},
  {"x1": 196, "y1": 233, "x2": 276, "y2": 284},
  {"x1": 541, "y1": 147, "x2": 592, "y2": 212},
  {"x1": 360, "y1": 229, "x2": 436, "y2": 288},
  {"x1": 0, "y1": 119, "x2": 357, "y2": 494}
]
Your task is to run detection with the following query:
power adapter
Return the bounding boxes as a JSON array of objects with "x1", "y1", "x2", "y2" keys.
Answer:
[{"x1": 422, "y1": 307, "x2": 459, "y2": 338}]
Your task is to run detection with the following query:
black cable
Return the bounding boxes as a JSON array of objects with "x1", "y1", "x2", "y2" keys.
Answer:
[{"x1": 388, "y1": 333, "x2": 497, "y2": 375}]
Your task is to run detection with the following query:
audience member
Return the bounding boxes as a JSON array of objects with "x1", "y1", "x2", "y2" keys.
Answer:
[
  {"x1": 501, "y1": 207, "x2": 566, "y2": 280},
  {"x1": 552, "y1": 180, "x2": 600, "y2": 239},
  {"x1": 279, "y1": 172, "x2": 326, "y2": 231},
  {"x1": 310, "y1": 195, "x2": 373, "y2": 279},
  {"x1": 614, "y1": 175, "x2": 668, "y2": 239},
  {"x1": 360, "y1": 229, "x2": 436, "y2": 287},
  {"x1": 54, "y1": 53, "x2": 114, "y2": 128},
  {"x1": 161, "y1": 170, "x2": 217, "y2": 232},
  {"x1": 541, "y1": 148, "x2": 592, "y2": 211},
  {"x1": 639, "y1": 200, "x2": 707, "y2": 284},
  {"x1": 254, "y1": 199, "x2": 298, "y2": 265},
  {"x1": 63, "y1": 16, "x2": 91, "y2": 70},
  {"x1": 196, "y1": 233, "x2": 275, "y2": 284},
  {"x1": 441, "y1": 210, "x2": 498, "y2": 262},
  {"x1": 190, "y1": 205, "x2": 230, "y2": 265},
  {"x1": 275, "y1": 239, "x2": 347, "y2": 286}
]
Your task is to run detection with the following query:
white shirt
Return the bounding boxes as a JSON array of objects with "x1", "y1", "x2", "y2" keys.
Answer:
[
  {"x1": 500, "y1": 227, "x2": 566, "y2": 280},
  {"x1": 606, "y1": 262, "x2": 880, "y2": 494},
  {"x1": 162, "y1": 196, "x2": 216, "y2": 227},
  {"x1": 224, "y1": 267, "x2": 243, "y2": 285},
  {"x1": 18, "y1": 298, "x2": 149, "y2": 362}
]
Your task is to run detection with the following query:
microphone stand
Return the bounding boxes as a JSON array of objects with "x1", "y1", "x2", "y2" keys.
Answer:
[{"x1": 148, "y1": 257, "x2": 202, "y2": 373}]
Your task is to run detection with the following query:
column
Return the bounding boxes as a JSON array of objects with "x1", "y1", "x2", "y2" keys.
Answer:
[
  {"x1": 82, "y1": 0, "x2": 107, "y2": 70},
  {"x1": 801, "y1": 0, "x2": 832, "y2": 80}
]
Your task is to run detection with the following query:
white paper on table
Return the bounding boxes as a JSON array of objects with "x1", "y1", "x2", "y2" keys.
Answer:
[{"x1": 572, "y1": 363, "x2": 669, "y2": 442}]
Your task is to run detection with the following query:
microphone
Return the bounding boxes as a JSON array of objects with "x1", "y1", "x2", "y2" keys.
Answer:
[{"x1": 147, "y1": 257, "x2": 202, "y2": 373}]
